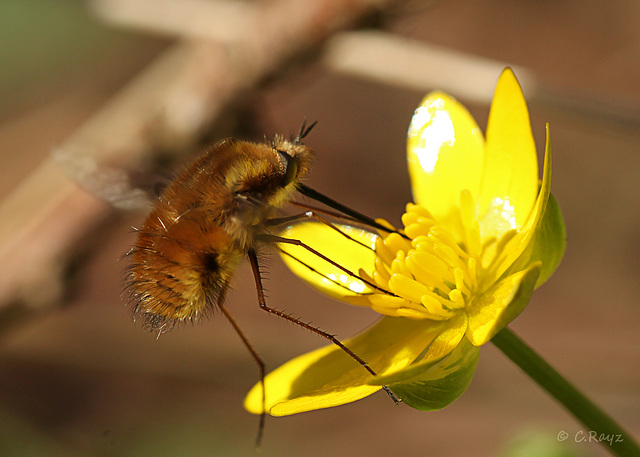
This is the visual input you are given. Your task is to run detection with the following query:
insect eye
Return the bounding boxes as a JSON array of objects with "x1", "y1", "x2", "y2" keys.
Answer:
[{"x1": 277, "y1": 149, "x2": 298, "y2": 185}]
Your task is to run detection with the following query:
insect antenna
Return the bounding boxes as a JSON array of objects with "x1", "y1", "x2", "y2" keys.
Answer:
[{"x1": 295, "y1": 119, "x2": 318, "y2": 143}]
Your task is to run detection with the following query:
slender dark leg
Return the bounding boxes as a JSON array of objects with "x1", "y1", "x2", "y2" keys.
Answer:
[
  {"x1": 266, "y1": 210, "x2": 386, "y2": 296},
  {"x1": 257, "y1": 232, "x2": 397, "y2": 297},
  {"x1": 248, "y1": 249, "x2": 399, "y2": 403},
  {"x1": 217, "y1": 285, "x2": 266, "y2": 448},
  {"x1": 266, "y1": 210, "x2": 374, "y2": 251}
]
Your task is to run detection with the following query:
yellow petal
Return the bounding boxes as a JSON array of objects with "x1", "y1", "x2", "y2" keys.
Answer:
[
  {"x1": 244, "y1": 316, "x2": 448, "y2": 416},
  {"x1": 492, "y1": 125, "x2": 552, "y2": 282},
  {"x1": 278, "y1": 222, "x2": 379, "y2": 306},
  {"x1": 370, "y1": 312, "x2": 467, "y2": 385},
  {"x1": 466, "y1": 262, "x2": 541, "y2": 346},
  {"x1": 407, "y1": 92, "x2": 484, "y2": 241},
  {"x1": 478, "y1": 68, "x2": 539, "y2": 239}
]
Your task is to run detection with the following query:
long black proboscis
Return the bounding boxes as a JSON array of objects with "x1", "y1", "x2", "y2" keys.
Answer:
[{"x1": 297, "y1": 184, "x2": 409, "y2": 239}]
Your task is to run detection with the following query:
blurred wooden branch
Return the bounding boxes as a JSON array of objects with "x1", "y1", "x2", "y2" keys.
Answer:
[
  {"x1": 322, "y1": 30, "x2": 537, "y2": 104},
  {"x1": 0, "y1": 0, "x2": 394, "y2": 314},
  {"x1": 322, "y1": 30, "x2": 640, "y2": 132},
  {"x1": 90, "y1": 0, "x2": 261, "y2": 44}
]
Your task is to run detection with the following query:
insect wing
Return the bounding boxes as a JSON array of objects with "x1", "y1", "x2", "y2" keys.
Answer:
[{"x1": 52, "y1": 141, "x2": 186, "y2": 211}]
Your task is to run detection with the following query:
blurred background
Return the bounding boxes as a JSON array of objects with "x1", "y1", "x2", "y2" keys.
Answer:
[{"x1": 0, "y1": 1, "x2": 639, "y2": 456}]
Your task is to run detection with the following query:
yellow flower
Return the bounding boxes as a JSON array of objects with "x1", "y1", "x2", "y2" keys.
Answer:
[{"x1": 245, "y1": 68, "x2": 566, "y2": 415}]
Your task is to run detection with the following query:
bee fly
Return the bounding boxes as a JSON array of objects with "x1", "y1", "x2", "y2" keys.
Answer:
[{"x1": 124, "y1": 122, "x2": 399, "y2": 444}]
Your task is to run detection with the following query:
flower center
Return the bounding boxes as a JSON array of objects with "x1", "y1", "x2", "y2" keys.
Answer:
[{"x1": 365, "y1": 191, "x2": 516, "y2": 321}]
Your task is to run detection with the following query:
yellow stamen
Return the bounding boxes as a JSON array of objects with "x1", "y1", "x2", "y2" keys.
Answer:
[
  {"x1": 368, "y1": 195, "x2": 520, "y2": 324},
  {"x1": 375, "y1": 237, "x2": 396, "y2": 266},
  {"x1": 406, "y1": 251, "x2": 448, "y2": 287},
  {"x1": 467, "y1": 257, "x2": 478, "y2": 290},
  {"x1": 448, "y1": 289, "x2": 466, "y2": 309},
  {"x1": 460, "y1": 190, "x2": 482, "y2": 257},
  {"x1": 421, "y1": 293, "x2": 457, "y2": 318},
  {"x1": 369, "y1": 295, "x2": 446, "y2": 320},
  {"x1": 386, "y1": 232, "x2": 413, "y2": 254},
  {"x1": 391, "y1": 251, "x2": 412, "y2": 277},
  {"x1": 389, "y1": 274, "x2": 430, "y2": 303},
  {"x1": 405, "y1": 220, "x2": 434, "y2": 239},
  {"x1": 406, "y1": 202, "x2": 434, "y2": 219},
  {"x1": 453, "y1": 268, "x2": 471, "y2": 297}
]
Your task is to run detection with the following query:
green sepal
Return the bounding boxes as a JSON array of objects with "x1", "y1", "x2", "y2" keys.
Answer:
[
  {"x1": 529, "y1": 193, "x2": 566, "y2": 287},
  {"x1": 385, "y1": 338, "x2": 480, "y2": 411},
  {"x1": 509, "y1": 193, "x2": 566, "y2": 289}
]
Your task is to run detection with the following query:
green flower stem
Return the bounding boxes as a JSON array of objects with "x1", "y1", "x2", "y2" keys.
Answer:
[{"x1": 492, "y1": 327, "x2": 640, "y2": 457}]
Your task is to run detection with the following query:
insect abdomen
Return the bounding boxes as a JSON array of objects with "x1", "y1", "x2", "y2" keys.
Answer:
[{"x1": 126, "y1": 207, "x2": 242, "y2": 331}]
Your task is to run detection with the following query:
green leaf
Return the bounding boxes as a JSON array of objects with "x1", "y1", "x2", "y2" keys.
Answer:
[{"x1": 387, "y1": 338, "x2": 480, "y2": 411}]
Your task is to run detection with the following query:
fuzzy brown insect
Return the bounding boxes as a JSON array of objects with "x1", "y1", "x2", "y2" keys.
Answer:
[
  {"x1": 123, "y1": 123, "x2": 397, "y2": 444},
  {"x1": 125, "y1": 132, "x2": 312, "y2": 332}
]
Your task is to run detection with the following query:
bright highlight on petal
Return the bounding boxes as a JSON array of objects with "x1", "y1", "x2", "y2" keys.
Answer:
[
  {"x1": 245, "y1": 68, "x2": 565, "y2": 418},
  {"x1": 278, "y1": 222, "x2": 379, "y2": 306},
  {"x1": 407, "y1": 92, "x2": 484, "y2": 241},
  {"x1": 479, "y1": 68, "x2": 539, "y2": 238},
  {"x1": 408, "y1": 100, "x2": 455, "y2": 174}
]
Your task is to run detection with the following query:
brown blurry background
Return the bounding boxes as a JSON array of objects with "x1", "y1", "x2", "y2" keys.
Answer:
[{"x1": 0, "y1": 1, "x2": 638, "y2": 456}]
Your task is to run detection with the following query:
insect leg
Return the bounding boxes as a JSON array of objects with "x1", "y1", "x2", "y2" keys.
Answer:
[
  {"x1": 248, "y1": 249, "x2": 399, "y2": 404},
  {"x1": 217, "y1": 285, "x2": 266, "y2": 448},
  {"x1": 258, "y1": 232, "x2": 395, "y2": 297},
  {"x1": 268, "y1": 210, "x2": 376, "y2": 251}
]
